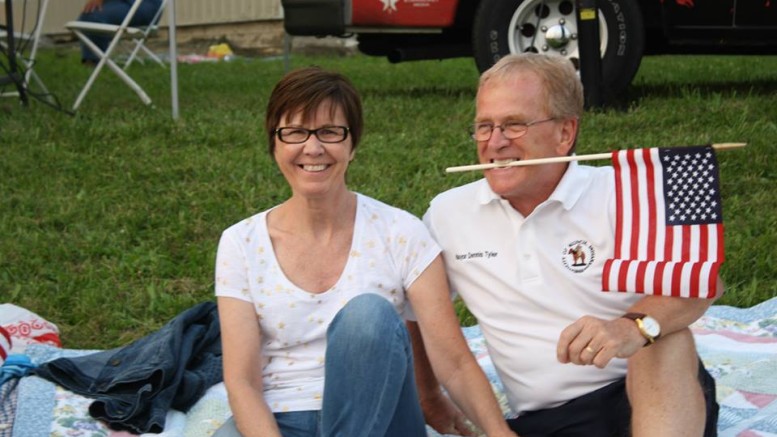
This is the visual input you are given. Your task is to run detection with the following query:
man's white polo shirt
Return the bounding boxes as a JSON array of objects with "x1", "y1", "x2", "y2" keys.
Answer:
[{"x1": 424, "y1": 162, "x2": 643, "y2": 415}]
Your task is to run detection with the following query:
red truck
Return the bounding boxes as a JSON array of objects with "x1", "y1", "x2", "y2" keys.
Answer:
[{"x1": 280, "y1": 0, "x2": 777, "y2": 98}]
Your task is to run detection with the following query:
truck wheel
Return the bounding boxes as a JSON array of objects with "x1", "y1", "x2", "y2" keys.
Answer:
[{"x1": 472, "y1": 0, "x2": 644, "y2": 99}]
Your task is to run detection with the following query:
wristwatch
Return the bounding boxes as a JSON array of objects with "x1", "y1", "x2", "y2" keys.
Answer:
[{"x1": 622, "y1": 313, "x2": 661, "y2": 346}]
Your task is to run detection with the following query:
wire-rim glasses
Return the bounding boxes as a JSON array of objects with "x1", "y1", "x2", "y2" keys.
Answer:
[
  {"x1": 470, "y1": 118, "x2": 556, "y2": 141},
  {"x1": 274, "y1": 126, "x2": 350, "y2": 144}
]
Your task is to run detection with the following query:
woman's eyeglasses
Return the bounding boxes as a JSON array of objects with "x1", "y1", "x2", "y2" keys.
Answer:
[{"x1": 274, "y1": 126, "x2": 349, "y2": 144}]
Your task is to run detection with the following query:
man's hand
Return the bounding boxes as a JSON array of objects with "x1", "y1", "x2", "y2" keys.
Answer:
[
  {"x1": 82, "y1": 0, "x2": 104, "y2": 14},
  {"x1": 557, "y1": 315, "x2": 645, "y2": 368},
  {"x1": 421, "y1": 389, "x2": 476, "y2": 436}
]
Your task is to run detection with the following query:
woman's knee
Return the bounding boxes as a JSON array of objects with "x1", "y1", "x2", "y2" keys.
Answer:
[{"x1": 327, "y1": 294, "x2": 403, "y2": 342}]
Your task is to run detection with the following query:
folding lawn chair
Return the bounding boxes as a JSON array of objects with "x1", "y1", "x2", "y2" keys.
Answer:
[
  {"x1": 122, "y1": 0, "x2": 167, "y2": 69},
  {"x1": 65, "y1": 0, "x2": 168, "y2": 111},
  {"x1": 0, "y1": 0, "x2": 55, "y2": 103}
]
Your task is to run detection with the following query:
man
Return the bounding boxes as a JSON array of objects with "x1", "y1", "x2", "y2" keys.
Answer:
[{"x1": 422, "y1": 53, "x2": 719, "y2": 436}]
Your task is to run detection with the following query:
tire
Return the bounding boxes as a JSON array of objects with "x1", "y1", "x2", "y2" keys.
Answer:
[{"x1": 472, "y1": 0, "x2": 645, "y2": 99}]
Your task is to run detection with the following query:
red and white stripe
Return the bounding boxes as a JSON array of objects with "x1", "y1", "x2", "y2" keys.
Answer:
[{"x1": 0, "y1": 326, "x2": 12, "y2": 364}]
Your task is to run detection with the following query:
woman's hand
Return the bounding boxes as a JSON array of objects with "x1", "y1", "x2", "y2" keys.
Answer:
[{"x1": 82, "y1": 0, "x2": 103, "y2": 14}]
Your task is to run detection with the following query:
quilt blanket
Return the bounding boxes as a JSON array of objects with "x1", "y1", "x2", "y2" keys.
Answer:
[{"x1": 5, "y1": 297, "x2": 777, "y2": 437}]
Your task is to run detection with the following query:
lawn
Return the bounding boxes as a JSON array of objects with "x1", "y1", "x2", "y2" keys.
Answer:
[{"x1": 1, "y1": 45, "x2": 776, "y2": 349}]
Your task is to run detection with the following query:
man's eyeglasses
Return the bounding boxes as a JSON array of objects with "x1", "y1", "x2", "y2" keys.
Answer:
[
  {"x1": 274, "y1": 126, "x2": 350, "y2": 144},
  {"x1": 470, "y1": 118, "x2": 556, "y2": 141}
]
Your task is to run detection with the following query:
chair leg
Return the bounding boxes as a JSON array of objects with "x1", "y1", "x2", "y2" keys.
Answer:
[
  {"x1": 25, "y1": 66, "x2": 56, "y2": 104},
  {"x1": 0, "y1": 0, "x2": 53, "y2": 104},
  {"x1": 123, "y1": 39, "x2": 144, "y2": 70},
  {"x1": 123, "y1": 38, "x2": 166, "y2": 70},
  {"x1": 72, "y1": 30, "x2": 152, "y2": 111},
  {"x1": 140, "y1": 44, "x2": 166, "y2": 68},
  {"x1": 72, "y1": 41, "x2": 110, "y2": 111},
  {"x1": 0, "y1": 45, "x2": 54, "y2": 104}
]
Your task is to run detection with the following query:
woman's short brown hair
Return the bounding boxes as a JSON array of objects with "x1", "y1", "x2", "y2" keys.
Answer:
[{"x1": 265, "y1": 66, "x2": 363, "y2": 156}]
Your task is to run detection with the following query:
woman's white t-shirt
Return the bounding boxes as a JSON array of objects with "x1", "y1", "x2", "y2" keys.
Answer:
[{"x1": 215, "y1": 193, "x2": 440, "y2": 413}]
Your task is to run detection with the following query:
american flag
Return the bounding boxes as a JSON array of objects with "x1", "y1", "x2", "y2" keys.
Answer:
[{"x1": 602, "y1": 145, "x2": 724, "y2": 298}]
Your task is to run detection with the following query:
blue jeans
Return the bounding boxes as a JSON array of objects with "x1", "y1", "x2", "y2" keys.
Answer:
[
  {"x1": 214, "y1": 293, "x2": 427, "y2": 437},
  {"x1": 77, "y1": 0, "x2": 163, "y2": 62}
]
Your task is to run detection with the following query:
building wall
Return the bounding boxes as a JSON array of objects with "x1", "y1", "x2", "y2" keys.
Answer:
[
  {"x1": 3, "y1": 0, "x2": 355, "y2": 55},
  {"x1": 2, "y1": 0, "x2": 282, "y2": 36}
]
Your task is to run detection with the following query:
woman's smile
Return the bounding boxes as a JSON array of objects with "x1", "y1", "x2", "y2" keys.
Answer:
[{"x1": 300, "y1": 164, "x2": 330, "y2": 172}]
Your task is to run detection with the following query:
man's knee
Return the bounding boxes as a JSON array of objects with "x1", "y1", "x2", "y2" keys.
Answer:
[
  {"x1": 626, "y1": 328, "x2": 702, "y2": 400},
  {"x1": 625, "y1": 328, "x2": 716, "y2": 435},
  {"x1": 628, "y1": 328, "x2": 697, "y2": 372}
]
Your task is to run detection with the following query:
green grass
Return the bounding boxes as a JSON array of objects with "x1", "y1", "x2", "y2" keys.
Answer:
[{"x1": 1, "y1": 46, "x2": 776, "y2": 348}]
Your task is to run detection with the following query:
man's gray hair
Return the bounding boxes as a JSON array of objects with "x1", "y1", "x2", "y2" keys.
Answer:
[{"x1": 479, "y1": 53, "x2": 584, "y2": 121}]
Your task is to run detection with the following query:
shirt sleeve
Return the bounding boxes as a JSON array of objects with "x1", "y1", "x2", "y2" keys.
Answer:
[
  {"x1": 385, "y1": 210, "x2": 441, "y2": 321},
  {"x1": 392, "y1": 211, "x2": 442, "y2": 292},
  {"x1": 214, "y1": 228, "x2": 252, "y2": 302},
  {"x1": 421, "y1": 205, "x2": 439, "y2": 247},
  {"x1": 422, "y1": 200, "x2": 461, "y2": 301}
]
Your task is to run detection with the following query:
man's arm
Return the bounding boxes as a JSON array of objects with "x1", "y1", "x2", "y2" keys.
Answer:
[
  {"x1": 408, "y1": 256, "x2": 517, "y2": 437},
  {"x1": 408, "y1": 320, "x2": 474, "y2": 436},
  {"x1": 558, "y1": 276, "x2": 723, "y2": 367}
]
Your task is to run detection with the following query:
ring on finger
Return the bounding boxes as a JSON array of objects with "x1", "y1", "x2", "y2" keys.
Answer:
[{"x1": 585, "y1": 346, "x2": 596, "y2": 354}]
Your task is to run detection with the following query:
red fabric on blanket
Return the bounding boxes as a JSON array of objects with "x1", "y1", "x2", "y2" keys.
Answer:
[
  {"x1": 0, "y1": 326, "x2": 11, "y2": 364},
  {"x1": 0, "y1": 304, "x2": 62, "y2": 352}
]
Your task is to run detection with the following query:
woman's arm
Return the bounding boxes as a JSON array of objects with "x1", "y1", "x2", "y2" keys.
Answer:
[
  {"x1": 218, "y1": 296, "x2": 282, "y2": 437},
  {"x1": 407, "y1": 256, "x2": 517, "y2": 437}
]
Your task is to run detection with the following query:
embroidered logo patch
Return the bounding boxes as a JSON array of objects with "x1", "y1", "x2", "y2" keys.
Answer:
[{"x1": 561, "y1": 240, "x2": 595, "y2": 273}]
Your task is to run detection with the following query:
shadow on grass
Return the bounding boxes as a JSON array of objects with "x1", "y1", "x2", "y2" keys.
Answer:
[
  {"x1": 632, "y1": 79, "x2": 777, "y2": 98},
  {"x1": 363, "y1": 86, "x2": 474, "y2": 100},
  {"x1": 362, "y1": 74, "x2": 777, "y2": 111},
  {"x1": 598, "y1": 78, "x2": 777, "y2": 111}
]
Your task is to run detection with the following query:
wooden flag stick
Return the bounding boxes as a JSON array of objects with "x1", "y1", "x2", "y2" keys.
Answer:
[{"x1": 445, "y1": 142, "x2": 747, "y2": 174}]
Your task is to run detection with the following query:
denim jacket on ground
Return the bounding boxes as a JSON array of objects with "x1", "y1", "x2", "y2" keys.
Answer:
[{"x1": 33, "y1": 301, "x2": 222, "y2": 434}]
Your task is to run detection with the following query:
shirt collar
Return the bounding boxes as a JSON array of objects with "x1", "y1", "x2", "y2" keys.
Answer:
[
  {"x1": 476, "y1": 178, "x2": 501, "y2": 205},
  {"x1": 547, "y1": 160, "x2": 589, "y2": 211}
]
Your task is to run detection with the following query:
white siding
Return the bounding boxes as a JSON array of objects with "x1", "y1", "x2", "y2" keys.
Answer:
[
  {"x1": 3, "y1": 0, "x2": 283, "y2": 35},
  {"x1": 173, "y1": 0, "x2": 282, "y2": 26}
]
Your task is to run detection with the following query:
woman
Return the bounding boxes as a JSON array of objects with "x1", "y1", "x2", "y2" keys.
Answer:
[{"x1": 214, "y1": 66, "x2": 515, "y2": 437}]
